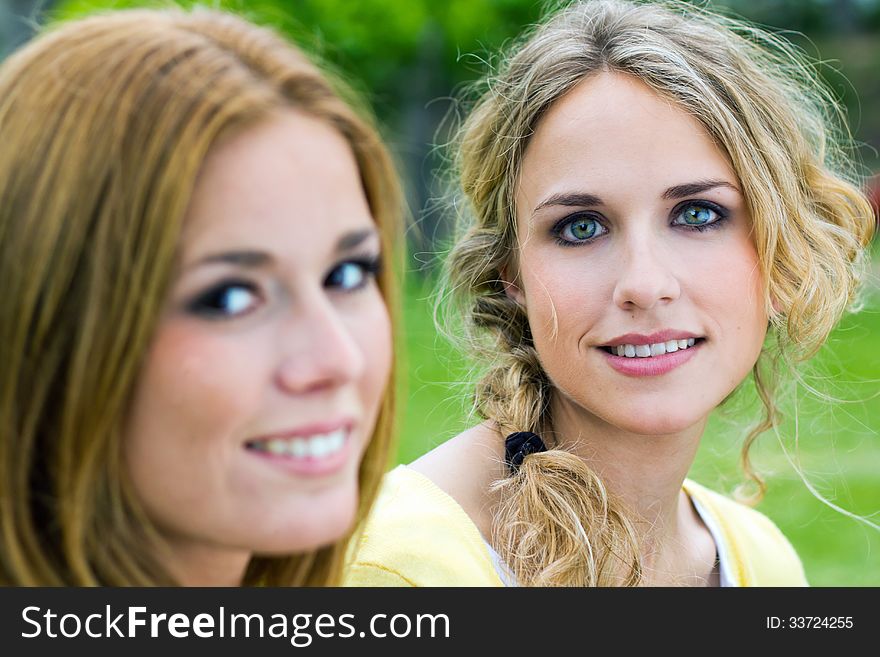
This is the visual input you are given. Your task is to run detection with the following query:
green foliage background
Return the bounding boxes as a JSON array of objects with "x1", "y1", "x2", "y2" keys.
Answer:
[{"x1": 40, "y1": 0, "x2": 880, "y2": 586}]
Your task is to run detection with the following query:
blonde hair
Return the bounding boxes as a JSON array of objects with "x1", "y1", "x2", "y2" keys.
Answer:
[
  {"x1": 0, "y1": 7, "x2": 402, "y2": 585},
  {"x1": 441, "y1": 0, "x2": 875, "y2": 586}
]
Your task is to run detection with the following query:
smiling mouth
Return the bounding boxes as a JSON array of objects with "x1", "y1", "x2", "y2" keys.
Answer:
[
  {"x1": 245, "y1": 428, "x2": 349, "y2": 459},
  {"x1": 599, "y1": 337, "x2": 706, "y2": 358}
]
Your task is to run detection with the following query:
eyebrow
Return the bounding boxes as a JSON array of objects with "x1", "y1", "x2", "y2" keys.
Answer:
[
  {"x1": 533, "y1": 192, "x2": 603, "y2": 215},
  {"x1": 335, "y1": 227, "x2": 378, "y2": 252},
  {"x1": 186, "y1": 228, "x2": 379, "y2": 270},
  {"x1": 661, "y1": 179, "x2": 740, "y2": 200},
  {"x1": 531, "y1": 179, "x2": 740, "y2": 216}
]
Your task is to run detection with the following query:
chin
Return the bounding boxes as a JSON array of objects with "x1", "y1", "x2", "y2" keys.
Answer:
[
  {"x1": 611, "y1": 408, "x2": 706, "y2": 437},
  {"x1": 251, "y1": 483, "x2": 361, "y2": 555}
]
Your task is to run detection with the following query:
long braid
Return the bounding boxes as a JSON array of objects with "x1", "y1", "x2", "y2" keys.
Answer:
[
  {"x1": 441, "y1": 0, "x2": 876, "y2": 585},
  {"x1": 444, "y1": 227, "x2": 644, "y2": 586}
]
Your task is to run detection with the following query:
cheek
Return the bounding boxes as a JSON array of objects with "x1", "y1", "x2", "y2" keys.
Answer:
[
  {"x1": 696, "y1": 239, "x2": 768, "y2": 376},
  {"x1": 351, "y1": 292, "x2": 393, "y2": 419},
  {"x1": 131, "y1": 323, "x2": 263, "y2": 434},
  {"x1": 520, "y1": 256, "x2": 605, "y2": 352},
  {"x1": 123, "y1": 322, "x2": 265, "y2": 509}
]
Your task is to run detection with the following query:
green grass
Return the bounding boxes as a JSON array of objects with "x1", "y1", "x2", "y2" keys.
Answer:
[{"x1": 395, "y1": 261, "x2": 880, "y2": 587}]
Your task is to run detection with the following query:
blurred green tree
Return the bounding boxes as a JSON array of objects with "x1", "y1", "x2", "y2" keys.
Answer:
[
  {"x1": 47, "y1": 0, "x2": 880, "y2": 262},
  {"x1": 50, "y1": 0, "x2": 546, "y2": 260}
]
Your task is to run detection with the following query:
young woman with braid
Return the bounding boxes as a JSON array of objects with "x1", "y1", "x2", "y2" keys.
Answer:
[
  {"x1": 0, "y1": 7, "x2": 402, "y2": 586},
  {"x1": 345, "y1": 0, "x2": 875, "y2": 586}
]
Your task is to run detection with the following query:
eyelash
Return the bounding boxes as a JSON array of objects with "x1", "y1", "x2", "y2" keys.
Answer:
[
  {"x1": 324, "y1": 254, "x2": 383, "y2": 292},
  {"x1": 186, "y1": 255, "x2": 383, "y2": 320},
  {"x1": 187, "y1": 279, "x2": 261, "y2": 319},
  {"x1": 550, "y1": 200, "x2": 729, "y2": 248}
]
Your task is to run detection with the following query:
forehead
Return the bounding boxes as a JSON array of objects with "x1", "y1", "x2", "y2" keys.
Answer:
[
  {"x1": 517, "y1": 71, "x2": 738, "y2": 209},
  {"x1": 180, "y1": 109, "x2": 373, "y2": 262}
]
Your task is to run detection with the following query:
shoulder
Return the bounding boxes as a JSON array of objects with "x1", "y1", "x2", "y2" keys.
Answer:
[
  {"x1": 407, "y1": 422, "x2": 505, "y2": 538},
  {"x1": 344, "y1": 465, "x2": 504, "y2": 587},
  {"x1": 683, "y1": 478, "x2": 809, "y2": 586},
  {"x1": 409, "y1": 422, "x2": 505, "y2": 500}
]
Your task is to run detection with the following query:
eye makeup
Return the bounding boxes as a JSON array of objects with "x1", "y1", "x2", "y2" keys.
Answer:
[
  {"x1": 324, "y1": 253, "x2": 383, "y2": 292},
  {"x1": 670, "y1": 200, "x2": 729, "y2": 232},
  {"x1": 186, "y1": 279, "x2": 262, "y2": 319},
  {"x1": 548, "y1": 199, "x2": 731, "y2": 247}
]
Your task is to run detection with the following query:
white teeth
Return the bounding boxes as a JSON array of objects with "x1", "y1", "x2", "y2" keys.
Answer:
[
  {"x1": 250, "y1": 428, "x2": 348, "y2": 459},
  {"x1": 309, "y1": 435, "x2": 329, "y2": 458},
  {"x1": 267, "y1": 439, "x2": 286, "y2": 455},
  {"x1": 609, "y1": 338, "x2": 700, "y2": 359},
  {"x1": 291, "y1": 439, "x2": 308, "y2": 458},
  {"x1": 328, "y1": 430, "x2": 344, "y2": 452}
]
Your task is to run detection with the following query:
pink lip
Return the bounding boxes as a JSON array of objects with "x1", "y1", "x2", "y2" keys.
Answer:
[
  {"x1": 600, "y1": 340, "x2": 702, "y2": 377},
  {"x1": 601, "y1": 330, "x2": 701, "y2": 347}
]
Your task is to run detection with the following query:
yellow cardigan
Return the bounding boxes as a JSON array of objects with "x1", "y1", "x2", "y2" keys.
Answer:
[{"x1": 344, "y1": 465, "x2": 808, "y2": 586}]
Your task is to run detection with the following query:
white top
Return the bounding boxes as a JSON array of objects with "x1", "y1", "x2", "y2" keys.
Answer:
[
  {"x1": 484, "y1": 492, "x2": 737, "y2": 587},
  {"x1": 690, "y1": 494, "x2": 736, "y2": 587}
]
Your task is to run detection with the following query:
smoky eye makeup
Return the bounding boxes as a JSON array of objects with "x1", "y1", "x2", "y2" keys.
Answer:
[
  {"x1": 185, "y1": 279, "x2": 263, "y2": 319},
  {"x1": 324, "y1": 252, "x2": 383, "y2": 292},
  {"x1": 670, "y1": 199, "x2": 730, "y2": 232},
  {"x1": 549, "y1": 211, "x2": 608, "y2": 247},
  {"x1": 547, "y1": 198, "x2": 732, "y2": 247},
  {"x1": 183, "y1": 252, "x2": 382, "y2": 316}
]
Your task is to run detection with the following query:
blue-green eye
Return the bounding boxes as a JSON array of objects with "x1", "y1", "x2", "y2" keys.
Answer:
[
  {"x1": 554, "y1": 214, "x2": 607, "y2": 245},
  {"x1": 673, "y1": 202, "x2": 725, "y2": 230},
  {"x1": 188, "y1": 281, "x2": 260, "y2": 318},
  {"x1": 325, "y1": 256, "x2": 382, "y2": 292}
]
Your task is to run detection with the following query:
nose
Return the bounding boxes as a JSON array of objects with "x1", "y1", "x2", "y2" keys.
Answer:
[
  {"x1": 273, "y1": 293, "x2": 366, "y2": 394},
  {"x1": 611, "y1": 235, "x2": 681, "y2": 311}
]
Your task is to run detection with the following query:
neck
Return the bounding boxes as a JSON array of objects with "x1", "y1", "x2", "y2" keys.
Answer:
[{"x1": 549, "y1": 393, "x2": 711, "y2": 583}]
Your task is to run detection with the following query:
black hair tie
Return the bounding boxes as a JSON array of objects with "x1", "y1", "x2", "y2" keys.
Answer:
[{"x1": 504, "y1": 431, "x2": 547, "y2": 475}]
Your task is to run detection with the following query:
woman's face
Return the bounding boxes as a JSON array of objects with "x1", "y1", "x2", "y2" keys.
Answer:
[
  {"x1": 512, "y1": 72, "x2": 768, "y2": 436},
  {"x1": 124, "y1": 110, "x2": 392, "y2": 576}
]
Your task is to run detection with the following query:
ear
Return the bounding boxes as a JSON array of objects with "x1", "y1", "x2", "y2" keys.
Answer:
[
  {"x1": 500, "y1": 264, "x2": 525, "y2": 306},
  {"x1": 767, "y1": 292, "x2": 782, "y2": 328}
]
